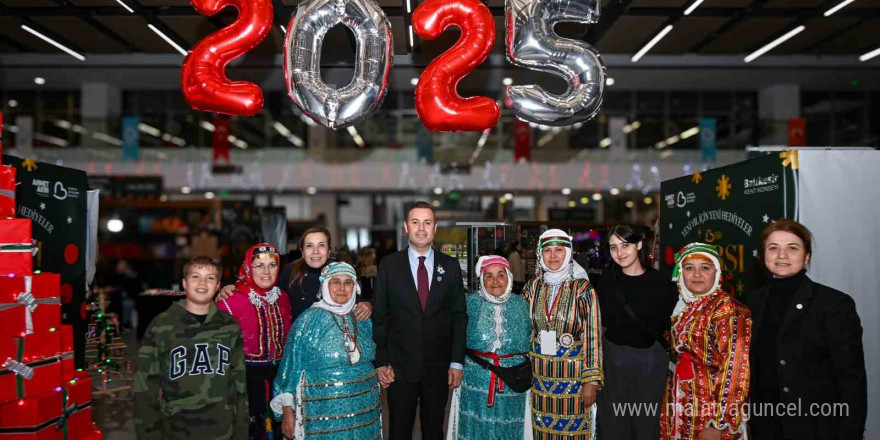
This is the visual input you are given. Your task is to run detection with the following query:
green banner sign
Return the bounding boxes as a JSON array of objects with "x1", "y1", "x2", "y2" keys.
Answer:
[{"x1": 659, "y1": 153, "x2": 798, "y2": 296}]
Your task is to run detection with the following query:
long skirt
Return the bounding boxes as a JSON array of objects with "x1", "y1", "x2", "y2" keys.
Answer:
[
  {"x1": 595, "y1": 338, "x2": 668, "y2": 440},
  {"x1": 530, "y1": 340, "x2": 596, "y2": 440}
]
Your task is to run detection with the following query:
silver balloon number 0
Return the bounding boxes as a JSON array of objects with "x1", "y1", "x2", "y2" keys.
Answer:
[
  {"x1": 505, "y1": 0, "x2": 606, "y2": 126},
  {"x1": 284, "y1": 0, "x2": 393, "y2": 129}
]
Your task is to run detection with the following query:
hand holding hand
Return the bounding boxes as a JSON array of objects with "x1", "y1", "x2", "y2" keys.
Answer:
[
  {"x1": 282, "y1": 407, "x2": 296, "y2": 439},
  {"x1": 580, "y1": 382, "x2": 598, "y2": 408},
  {"x1": 448, "y1": 368, "x2": 463, "y2": 389}
]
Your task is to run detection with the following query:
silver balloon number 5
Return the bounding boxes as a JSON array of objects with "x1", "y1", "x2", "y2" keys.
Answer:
[
  {"x1": 505, "y1": 0, "x2": 606, "y2": 126},
  {"x1": 284, "y1": 0, "x2": 393, "y2": 129}
]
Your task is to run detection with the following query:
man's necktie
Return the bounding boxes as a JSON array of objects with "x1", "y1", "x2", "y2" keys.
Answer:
[{"x1": 417, "y1": 256, "x2": 429, "y2": 310}]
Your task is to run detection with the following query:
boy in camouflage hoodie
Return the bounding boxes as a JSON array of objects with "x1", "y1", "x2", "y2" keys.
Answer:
[{"x1": 133, "y1": 257, "x2": 249, "y2": 440}]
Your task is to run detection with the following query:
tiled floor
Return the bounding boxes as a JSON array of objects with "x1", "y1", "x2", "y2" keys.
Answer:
[{"x1": 92, "y1": 332, "x2": 447, "y2": 440}]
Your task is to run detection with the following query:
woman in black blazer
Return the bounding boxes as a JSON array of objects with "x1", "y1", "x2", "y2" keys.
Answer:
[{"x1": 747, "y1": 219, "x2": 867, "y2": 440}]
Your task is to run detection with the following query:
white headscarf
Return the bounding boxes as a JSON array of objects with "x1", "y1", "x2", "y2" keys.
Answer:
[
  {"x1": 476, "y1": 255, "x2": 514, "y2": 304},
  {"x1": 670, "y1": 243, "x2": 723, "y2": 318},
  {"x1": 312, "y1": 262, "x2": 359, "y2": 315},
  {"x1": 537, "y1": 229, "x2": 590, "y2": 285}
]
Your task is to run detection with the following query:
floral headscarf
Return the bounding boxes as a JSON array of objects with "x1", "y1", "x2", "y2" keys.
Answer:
[
  {"x1": 670, "y1": 242, "x2": 722, "y2": 317},
  {"x1": 234, "y1": 243, "x2": 282, "y2": 306}
]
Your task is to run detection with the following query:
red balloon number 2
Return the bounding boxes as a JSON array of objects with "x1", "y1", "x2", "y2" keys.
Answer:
[
  {"x1": 412, "y1": 0, "x2": 500, "y2": 132},
  {"x1": 182, "y1": 0, "x2": 274, "y2": 116}
]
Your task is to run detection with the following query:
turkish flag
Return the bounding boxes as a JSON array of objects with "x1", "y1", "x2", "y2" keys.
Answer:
[
  {"x1": 212, "y1": 116, "x2": 231, "y2": 162},
  {"x1": 514, "y1": 119, "x2": 531, "y2": 163},
  {"x1": 787, "y1": 118, "x2": 806, "y2": 147}
]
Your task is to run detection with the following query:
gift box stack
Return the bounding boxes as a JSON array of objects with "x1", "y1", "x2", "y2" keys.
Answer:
[{"x1": 0, "y1": 165, "x2": 102, "y2": 440}]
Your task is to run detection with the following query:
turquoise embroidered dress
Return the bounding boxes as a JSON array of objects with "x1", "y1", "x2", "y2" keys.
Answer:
[
  {"x1": 448, "y1": 292, "x2": 532, "y2": 440},
  {"x1": 271, "y1": 307, "x2": 381, "y2": 440}
]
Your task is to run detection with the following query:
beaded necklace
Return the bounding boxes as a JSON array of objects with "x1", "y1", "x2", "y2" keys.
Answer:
[{"x1": 331, "y1": 313, "x2": 360, "y2": 365}]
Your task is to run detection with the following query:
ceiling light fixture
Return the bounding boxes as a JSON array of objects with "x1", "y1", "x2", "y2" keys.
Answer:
[
  {"x1": 410, "y1": 77, "x2": 419, "y2": 86},
  {"x1": 561, "y1": 188, "x2": 572, "y2": 195},
  {"x1": 632, "y1": 25, "x2": 673, "y2": 62},
  {"x1": 592, "y1": 193, "x2": 602, "y2": 201},
  {"x1": 34, "y1": 77, "x2": 46, "y2": 85},
  {"x1": 273, "y1": 122, "x2": 304, "y2": 147},
  {"x1": 346, "y1": 126, "x2": 365, "y2": 148},
  {"x1": 7, "y1": 100, "x2": 18, "y2": 108},
  {"x1": 744, "y1": 25, "x2": 805, "y2": 63},
  {"x1": 137, "y1": 122, "x2": 162, "y2": 137},
  {"x1": 502, "y1": 77, "x2": 513, "y2": 86},
  {"x1": 605, "y1": 77, "x2": 615, "y2": 86},
  {"x1": 683, "y1": 0, "x2": 705, "y2": 16},
  {"x1": 859, "y1": 46, "x2": 880, "y2": 62},
  {"x1": 824, "y1": 0, "x2": 855, "y2": 16},
  {"x1": 680, "y1": 126, "x2": 700, "y2": 139},
  {"x1": 92, "y1": 132, "x2": 122, "y2": 146},
  {"x1": 20, "y1": 25, "x2": 86, "y2": 61},
  {"x1": 115, "y1": 0, "x2": 135, "y2": 13},
  {"x1": 148, "y1": 24, "x2": 188, "y2": 56}
]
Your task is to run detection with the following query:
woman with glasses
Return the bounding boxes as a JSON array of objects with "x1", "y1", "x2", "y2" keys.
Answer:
[
  {"x1": 218, "y1": 243, "x2": 292, "y2": 440},
  {"x1": 218, "y1": 226, "x2": 372, "y2": 323},
  {"x1": 271, "y1": 262, "x2": 381, "y2": 440}
]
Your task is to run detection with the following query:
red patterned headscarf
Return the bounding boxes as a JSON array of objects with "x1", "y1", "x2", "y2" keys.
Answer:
[{"x1": 234, "y1": 243, "x2": 281, "y2": 296}]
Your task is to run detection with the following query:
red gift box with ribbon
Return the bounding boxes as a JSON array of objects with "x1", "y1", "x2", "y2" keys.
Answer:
[
  {"x1": 0, "y1": 273, "x2": 62, "y2": 336},
  {"x1": 0, "y1": 165, "x2": 15, "y2": 218},
  {"x1": 61, "y1": 372, "x2": 94, "y2": 440},
  {"x1": 0, "y1": 386, "x2": 64, "y2": 440},
  {"x1": 0, "y1": 373, "x2": 96, "y2": 440},
  {"x1": 0, "y1": 330, "x2": 64, "y2": 404},
  {"x1": 0, "y1": 218, "x2": 33, "y2": 276},
  {"x1": 58, "y1": 325, "x2": 74, "y2": 380}
]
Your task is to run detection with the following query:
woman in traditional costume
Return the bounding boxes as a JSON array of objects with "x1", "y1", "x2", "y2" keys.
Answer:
[
  {"x1": 271, "y1": 262, "x2": 381, "y2": 440},
  {"x1": 218, "y1": 227, "x2": 372, "y2": 322},
  {"x1": 217, "y1": 243, "x2": 293, "y2": 440},
  {"x1": 523, "y1": 229, "x2": 602, "y2": 440},
  {"x1": 447, "y1": 255, "x2": 532, "y2": 440},
  {"x1": 659, "y1": 243, "x2": 751, "y2": 440}
]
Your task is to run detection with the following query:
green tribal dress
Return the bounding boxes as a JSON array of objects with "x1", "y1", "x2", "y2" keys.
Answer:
[
  {"x1": 448, "y1": 292, "x2": 532, "y2": 440},
  {"x1": 524, "y1": 277, "x2": 603, "y2": 440},
  {"x1": 270, "y1": 307, "x2": 381, "y2": 440}
]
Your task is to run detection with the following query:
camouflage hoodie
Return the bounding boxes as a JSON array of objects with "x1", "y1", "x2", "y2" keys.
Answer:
[{"x1": 133, "y1": 301, "x2": 249, "y2": 440}]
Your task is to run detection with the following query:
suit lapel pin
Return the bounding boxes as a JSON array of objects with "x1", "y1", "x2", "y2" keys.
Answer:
[
  {"x1": 437, "y1": 276, "x2": 443, "y2": 282},
  {"x1": 437, "y1": 265, "x2": 445, "y2": 275}
]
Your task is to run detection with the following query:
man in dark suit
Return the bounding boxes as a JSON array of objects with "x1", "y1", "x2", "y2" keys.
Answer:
[{"x1": 372, "y1": 201, "x2": 467, "y2": 440}]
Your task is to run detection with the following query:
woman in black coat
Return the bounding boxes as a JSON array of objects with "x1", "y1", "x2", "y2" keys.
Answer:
[{"x1": 747, "y1": 219, "x2": 867, "y2": 440}]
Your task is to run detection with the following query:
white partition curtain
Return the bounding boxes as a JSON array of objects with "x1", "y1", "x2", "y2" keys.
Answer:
[{"x1": 798, "y1": 150, "x2": 880, "y2": 439}]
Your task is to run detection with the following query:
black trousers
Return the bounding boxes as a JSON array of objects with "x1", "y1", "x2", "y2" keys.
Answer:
[
  {"x1": 246, "y1": 364, "x2": 281, "y2": 440},
  {"x1": 387, "y1": 379, "x2": 449, "y2": 440}
]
